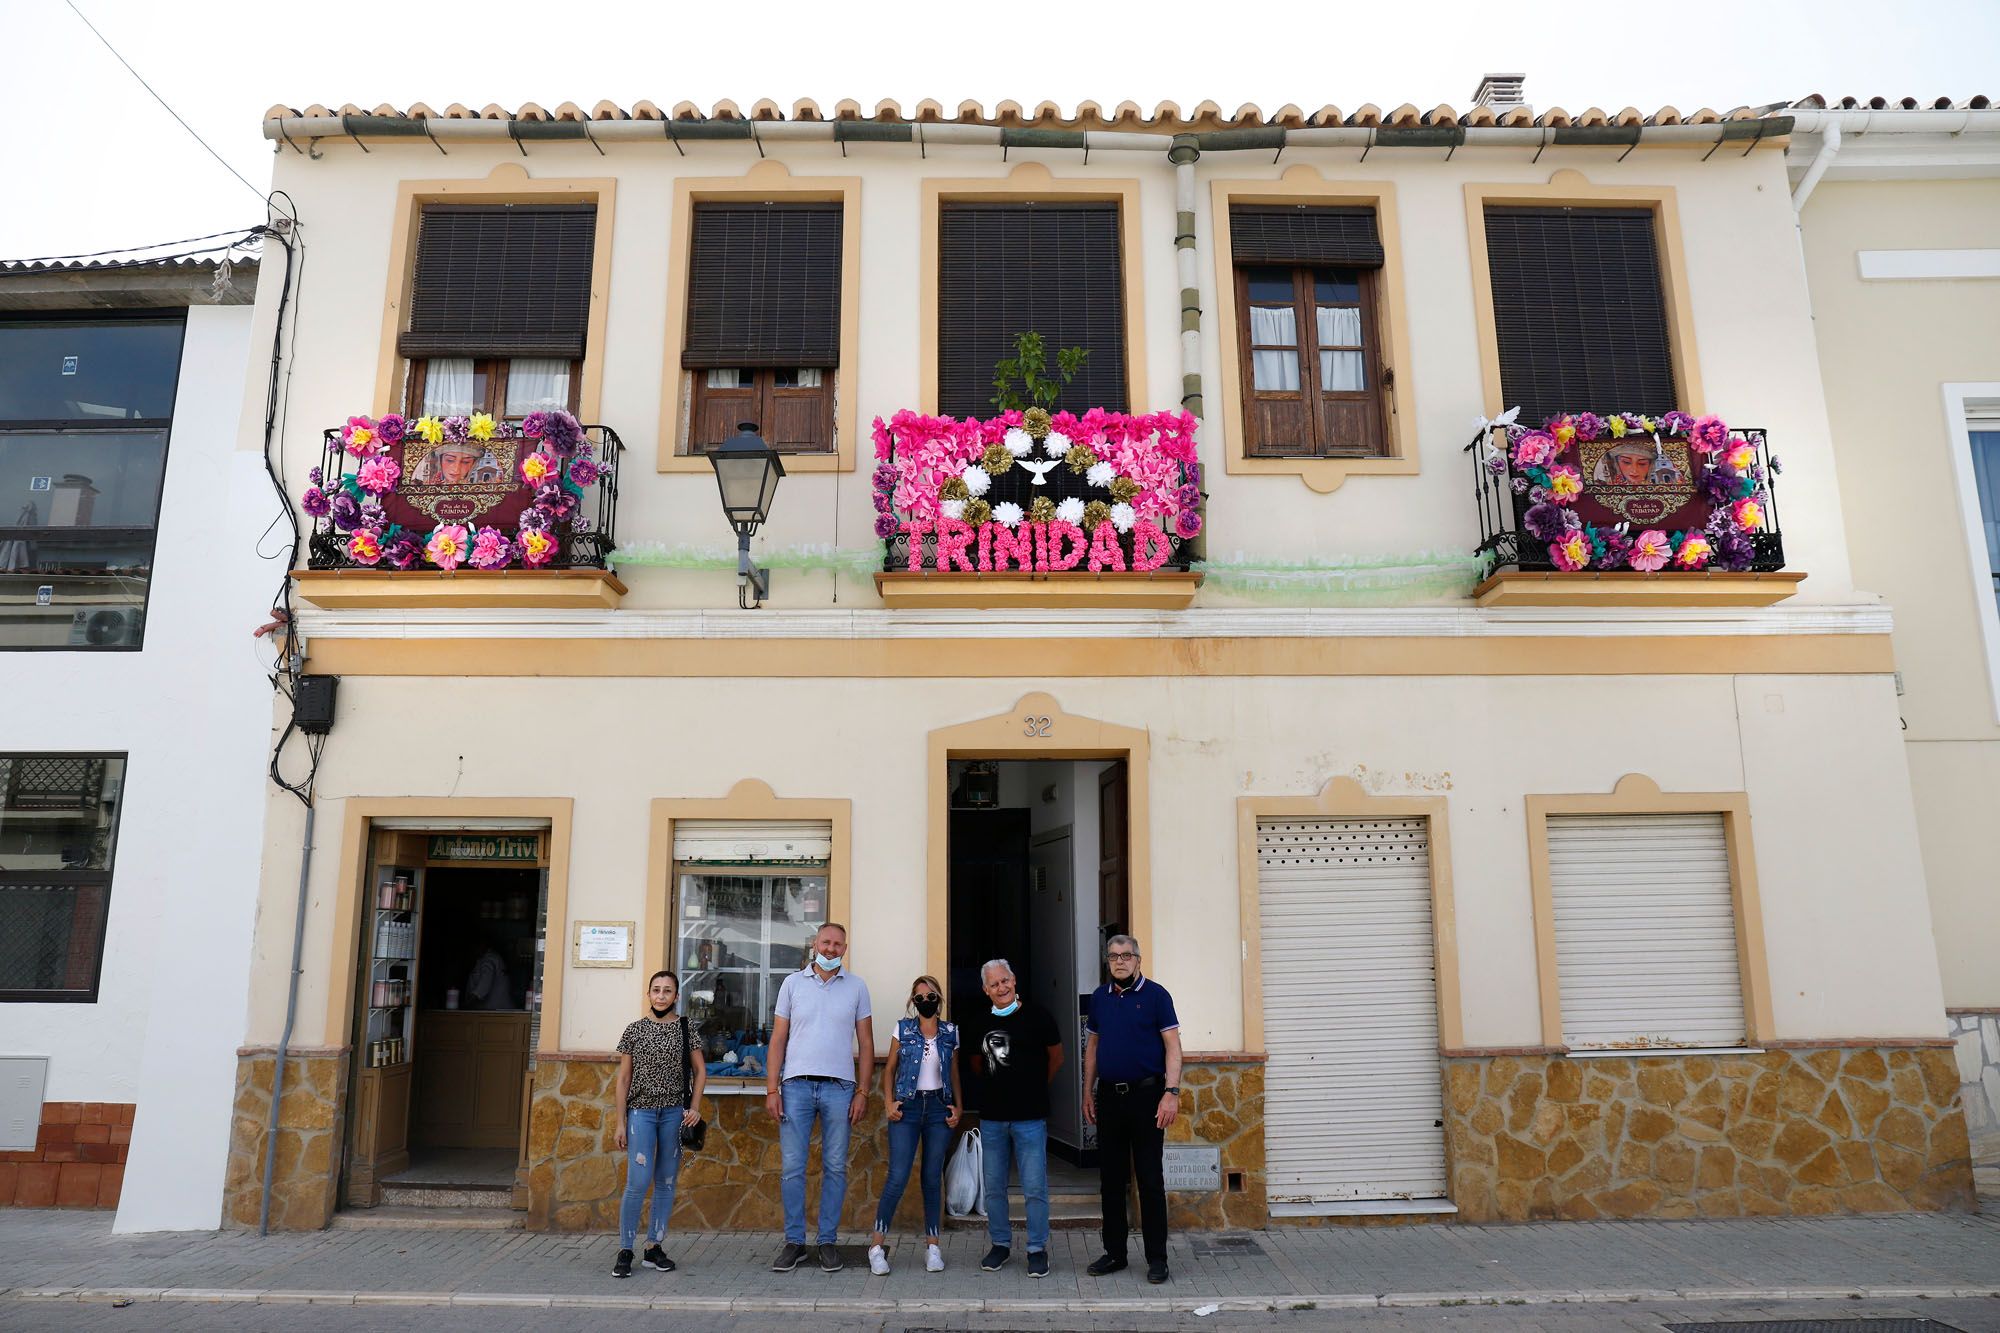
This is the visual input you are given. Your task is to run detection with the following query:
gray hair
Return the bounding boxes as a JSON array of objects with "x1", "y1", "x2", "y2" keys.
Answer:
[
  {"x1": 980, "y1": 958, "x2": 1015, "y2": 983},
  {"x1": 1105, "y1": 935, "x2": 1141, "y2": 958}
]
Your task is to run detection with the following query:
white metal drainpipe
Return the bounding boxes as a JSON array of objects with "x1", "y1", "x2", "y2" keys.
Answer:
[{"x1": 1790, "y1": 119, "x2": 1842, "y2": 212}]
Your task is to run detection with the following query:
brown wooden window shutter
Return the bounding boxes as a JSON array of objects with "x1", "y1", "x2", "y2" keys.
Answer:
[
  {"x1": 1227, "y1": 205, "x2": 1384, "y2": 268},
  {"x1": 683, "y1": 203, "x2": 843, "y2": 369},
  {"x1": 398, "y1": 203, "x2": 597, "y2": 359},
  {"x1": 936, "y1": 202, "x2": 1127, "y2": 419},
  {"x1": 1482, "y1": 205, "x2": 1677, "y2": 424}
]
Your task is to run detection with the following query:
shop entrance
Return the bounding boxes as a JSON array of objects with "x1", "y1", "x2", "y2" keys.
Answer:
[
  {"x1": 947, "y1": 758, "x2": 1128, "y2": 1166},
  {"x1": 342, "y1": 823, "x2": 549, "y2": 1213}
]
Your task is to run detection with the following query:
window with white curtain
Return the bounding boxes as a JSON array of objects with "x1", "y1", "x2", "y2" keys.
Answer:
[{"x1": 1233, "y1": 262, "x2": 1387, "y2": 457}]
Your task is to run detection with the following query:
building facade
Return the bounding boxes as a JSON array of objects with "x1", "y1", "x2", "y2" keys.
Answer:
[
  {"x1": 1790, "y1": 95, "x2": 2000, "y2": 1167},
  {"x1": 0, "y1": 257, "x2": 275, "y2": 1229},
  {"x1": 218, "y1": 93, "x2": 1976, "y2": 1234}
]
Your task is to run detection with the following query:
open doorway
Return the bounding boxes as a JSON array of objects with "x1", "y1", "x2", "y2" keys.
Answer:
[
  {"x1": 343, "y1": 825, "x2": 548, "y2": 1213},
  {"x1": 947, "y1": 758, "x2": 1128, "y2": 1167}
]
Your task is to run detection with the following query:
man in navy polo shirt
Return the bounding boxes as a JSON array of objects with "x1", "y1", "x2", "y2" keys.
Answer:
[{"x1": 1081, "y1": 934, "x2": 1182, "y2": 1285}]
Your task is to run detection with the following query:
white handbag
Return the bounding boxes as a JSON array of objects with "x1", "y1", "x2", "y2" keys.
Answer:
[{"x1": 943, "y1": 1126, "x2": 985, "y2": 1218}]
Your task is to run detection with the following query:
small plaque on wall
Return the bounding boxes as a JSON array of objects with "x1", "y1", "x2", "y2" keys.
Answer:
[
  {"x1": 572, "y1": 921, "x2": 634, "y2": 968},
  {"x1": 1163, "y1": 1145, "x2": 1221, "y2": 1192}
]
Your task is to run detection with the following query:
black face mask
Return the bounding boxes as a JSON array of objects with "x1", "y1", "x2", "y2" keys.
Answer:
[
  {"x1": 912, "y1": 995, "x2": 941, "y2": 1018},
  {"x1": 650, "y1": 1005, "x2": 674, "y2": 1019}
]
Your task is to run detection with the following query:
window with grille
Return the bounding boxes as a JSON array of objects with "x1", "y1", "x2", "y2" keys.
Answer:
[
  {"x1": 682, "y1": 203, "x2": 843, "y2": 454},
  {"x1": 398, "y1": 203, "x2": 597, "y2": 419},
  {"x1": 1482, "y1": 205, "x2": 1678, "y2": 425},
  {"x1": 0, "y1": 753, "x2": 125, "y2": 1002},
  {"x1": 0, "y1": 315, "x2": 183, "y2": 651},
  {"x1": 1230, "y1": 204, "x2": 1390, "y2": 458},
  {"x1": 937, "y1": 202, "x2": 1127, "y2": 418}
]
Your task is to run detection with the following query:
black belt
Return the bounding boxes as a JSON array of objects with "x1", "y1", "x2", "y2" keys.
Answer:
[
  {"x1": 790, "y1": 1074, "x2": 849, "y2": 1084},
  {"x1": 1102, "y1": 1076, "x2": 1161, "y2": 1096}
]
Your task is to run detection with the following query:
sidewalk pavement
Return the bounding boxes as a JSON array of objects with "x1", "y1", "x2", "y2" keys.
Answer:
[{"x1": 2, "y1": 1205, "x2": 1997, "y2": 1318}]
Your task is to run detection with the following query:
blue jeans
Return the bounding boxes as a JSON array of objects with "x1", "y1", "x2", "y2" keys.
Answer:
[
  {"x1": 874, "y1": 1089, "x2": 951, "y2": 1237},
  {"x1": 618, "y1": 1105, "x2": 685, "y2": 1250},
  {"x1": 780, "y1": 1076, "x2": 855, "y2": 1245},
  {"x1": 980, "y1": 1118, "x2": 1049, "y2": 1253}
]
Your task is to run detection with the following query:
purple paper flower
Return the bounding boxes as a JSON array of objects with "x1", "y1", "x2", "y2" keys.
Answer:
[
  {"x1": 541, "y1": 412, "x2": 585, "y2": 456},
  {"x1": 1768, "y1": 455, "x2": 1783, "y2": 476},
  {"x1": 1662, "y1": 411, "x2": 1696, "y2": 437},
  {"x1": 1573, "y1": 412, "x2": 1606, "y2": 442},
  {"x1": 375, "y1": 414, "x2": 408, "y2": 445},
  {"x1": 518, "y1": 504, "x2": 554, "y2": 533},
  {"x1": 327, "y1": 492, "x2": 361, "y2": 532},
  {"x1": 873, "y1": 511, "x2": 900, "y2": 539},
  {"x1": 571, "y1": 513, "x2": 590, "y2": 534},
  {"x1": 357, "y1": 499, "x2": 387, "y2": 532},
  {"x1": 1596, "y1": 530, "x2": 1634, "y2": 571},
  {"x1": 1174, "y1": 510, "x2": 1203, "y2": 541},
  {"x1": 1523, "y1": 502, "x2": 1570, "y2": 543},
  {"x1": 872, "y1": 489, "x2": 892, "y2": 514},
  {"x1": 872, "y1": 464, "x2": 898, "y2": 491},
  {"x1": 1510, "y1": 476, "x2": 1530, "y2": 495},
  {"x1": 534, "y1": 483, "x2": 578, "y2": 519},
  {"x1": 301, "y1": 486, "x2": 331, "y2": 518},
  {"x1": 1183, "y1": 460, "x2": 1203, "y2": 487},
  {"x1": 382, "y1": 534, "x2": 422, "y2": 569},
  {"x1": 520, "y1": 411, "x2": 550, "y2": 441},
  {"x1": 307, "y1": 466, "x2": 323, "y2": 487},
  {"x1": 1174, "y1": 484, "x2": 1202, "y2": 512},
  {"x1": 1484, "y1": 451, "x2": 1509, "y2": 475},
  {"x1": 443, "y1": 415, "x2": 471, "y2": 444},
  {"x1": 567, "y1": 457, "x2": 603, "y2": 487}
]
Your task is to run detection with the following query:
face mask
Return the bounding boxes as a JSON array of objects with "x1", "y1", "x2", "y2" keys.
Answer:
[
  {"x1": 913, "y1": 995, "x2": 941, "y2": 1018},
  {"x1": 990, "y1": 1000, "x2": 1020, "y2": 1017},
  {"x1": 650, "y1": 1004, "x2": 673, "y2": 1019},
  {"x1": 813, "y1": 952, "x2": 843, "y2": 972}
]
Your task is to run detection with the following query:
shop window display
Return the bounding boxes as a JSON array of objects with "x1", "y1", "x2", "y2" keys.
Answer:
[{"x1": 675, "y1": 867, "x2": 827, "y2": 1081}]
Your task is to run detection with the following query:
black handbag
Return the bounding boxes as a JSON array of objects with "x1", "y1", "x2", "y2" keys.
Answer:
[{"x1": 677, "y1": 1016, "x2": 706, "y2": 1151}]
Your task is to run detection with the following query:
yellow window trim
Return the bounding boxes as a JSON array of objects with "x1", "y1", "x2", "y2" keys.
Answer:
[
  {"x1": 1210, "y1": 167, "x2": 1420, "y2": 494},
  {"x1": 1524, "y1": 774, "x2": 1774, "y2": 1051},
  {"x1": 645, "y1": 781, "x2": 853, "y2": 1059},
  {"x1": 657, "y1": 160, "x2": 863, "y2": 475},
  {"x1": 1464, "y1": 169, "x2": 1706, "y2": 422},
  {"x1": 919, "y1": 162, "x2": 1149, "y2": 418},
  {"x1": 1236, "y1": 778, "x2": 1462, "y2": 1054},
  {"x1": 372, "y1": 163, "x2": 617, "y2": 424}
]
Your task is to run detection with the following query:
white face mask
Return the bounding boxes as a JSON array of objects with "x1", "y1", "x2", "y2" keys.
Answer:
[
  {"x1": 813, "y1": 951, "x2": 843, "y2": 972},
  {"x1": 990, "y1": 1000, "x2": 1020, "y2": 1017}
]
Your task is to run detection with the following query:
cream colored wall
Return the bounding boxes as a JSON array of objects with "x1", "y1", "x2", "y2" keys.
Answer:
[
  {"x1": 252, "y1": 138, "x2": 1858, "y2": 608},
  {"x1": 1799, "y1": 177, "x2": 2000, "y2": 1006},
  {"x1": 240, "y1": 669, "x2": 1942, "y2": 1060}
]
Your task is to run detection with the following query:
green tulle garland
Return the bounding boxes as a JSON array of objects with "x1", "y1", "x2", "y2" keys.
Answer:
[
  {"x1": 1192, "y1": 551, "x2": 1492, "y2": 604},
  {"x1": 610, "y1": 541, "x2": 886, "y2": 580}
]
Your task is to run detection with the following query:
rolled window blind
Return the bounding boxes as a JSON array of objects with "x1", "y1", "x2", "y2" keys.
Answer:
[
  {"x1": 683, "y1": 203, "x2": 844, "y2": 369},
  {"x1": 1228, "y1": 206, "x2": 1384, "y2": 268},
  {"x1": 399, "y1": 203, "x2": 597, "y2": 359}
]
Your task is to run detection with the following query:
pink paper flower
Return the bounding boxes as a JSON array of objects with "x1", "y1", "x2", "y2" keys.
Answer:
[
  {"x1": 345, "y1": 529, "x2": 383, "y2": 565},
  {"x1": 355, "y1": 455, "x2": 402, "y2": 495},
  {"x1": 1546, "y1": 464, "x2": 1583, "y2": 506},
  {"x1": 1550, "y1": 531, "x2": 1592, "y2": 572},
  {"x1": 519, "y1": 449, "x2": 559, "y2": 488},
  {"x1": 1723, "y1": 443, "x2": 1756, "y2": 472},
  {"x1": 1628, "y1": 529, "x2": 1672, "y2": 572},
  {"x1": 425, "y1": 524, "x2": 470, "y2": 571},
  {"x1": 1512, "y1": 431, "x2": 1558, "y2": 469},
  {"x1": 1688, "y1": 415, "x2": 1730, "y2": 453},
  {"x1": 467, "y1": 526, "x2": 512, "y2": 570},
  {"x1": 341, "y1": 415, "x2": 382, "y2": 456},
  {"x1": 1732, "y1": 496, "x2": 1765, "y2": 531},
  {"x1": 1674, "y1": 534, "x2": 1714, "y2": 569}
]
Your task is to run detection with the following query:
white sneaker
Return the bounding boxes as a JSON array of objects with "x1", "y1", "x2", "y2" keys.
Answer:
[
  {"x1": 868, "y1": 1244, "x2": 891, "y2": 1276},
  {"x1": 925, "y1": 1243, "x2": 945, "y2": 1272}
]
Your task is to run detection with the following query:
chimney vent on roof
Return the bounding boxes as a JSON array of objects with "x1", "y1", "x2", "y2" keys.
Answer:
[{"x1": 1472, "y1": 72, "x2": 1526, "y2": 109}]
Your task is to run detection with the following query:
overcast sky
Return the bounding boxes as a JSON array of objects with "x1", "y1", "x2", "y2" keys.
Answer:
[{"x1": 5, "y1": 0, "x2": 1995, "y2": 260}]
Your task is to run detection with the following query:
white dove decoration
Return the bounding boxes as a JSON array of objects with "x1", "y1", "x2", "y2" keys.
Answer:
[{"x1": 1018, "y1": 458, "x2": 1061, "y2": 486}]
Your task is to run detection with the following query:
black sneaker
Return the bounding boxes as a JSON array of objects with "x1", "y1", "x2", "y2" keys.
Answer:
[
  {"x1": 772, "y1": 1242, "x2": 809, "y2": 1272},
  {"x1": 642, "y1": 1244, "x2": 673, "y2": 1272},
  {"x1": 981, "y1": 1244, "x2": 1011, "y2": 1271},
  {"x1": 1027, "y1": 1250, "x2": 1049, "y2": 1278},
  {"x1": 612, "y1": 1248, "x2": 633, "y2": 1279},
  {"x1": 1086, "y1": 1253, "x2": 1127, "y2": 1276},
  {"x1": 818, "y1": 1243, "x2": 844, "y2": 1272},
  {"x1": 1146, "y1": 1260, "x2": 1170, "y2": 1284}
]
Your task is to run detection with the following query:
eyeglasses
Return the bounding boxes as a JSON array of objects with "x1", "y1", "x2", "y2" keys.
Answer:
[
  {"x1": 913, "y1": 992, "x2": 939, "y2": 1002},
  {"x1": 1106, "y1": 951, "x2": 1138, "y2": 961}
]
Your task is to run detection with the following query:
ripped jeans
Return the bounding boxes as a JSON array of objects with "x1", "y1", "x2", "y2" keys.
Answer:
[{"x1": 618, "y1": 1104, "x2": 686, "y2": 1251}]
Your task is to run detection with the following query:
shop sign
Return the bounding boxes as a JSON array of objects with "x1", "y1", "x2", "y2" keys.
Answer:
[
  {"x1": 429, "y1": 833, "x2": 540, "y2": 862},
  {"x1": 1163, "y1": 1144, "x2": 1221, "y2": 1192}
]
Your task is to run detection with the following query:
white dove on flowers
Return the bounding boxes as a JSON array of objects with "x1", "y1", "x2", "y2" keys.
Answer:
[{"x1": 1017, "y1": 458, "x2": 1060, "y2": 486}]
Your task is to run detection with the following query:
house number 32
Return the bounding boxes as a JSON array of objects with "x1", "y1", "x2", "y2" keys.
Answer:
[{"x1": 1023, "y1": 715, "x2": 1054, "y2": 738}]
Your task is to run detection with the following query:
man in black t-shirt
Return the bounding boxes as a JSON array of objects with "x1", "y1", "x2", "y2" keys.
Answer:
[{"x1": 964, "y1": 959, "x2": 1064, "y2": 1278}]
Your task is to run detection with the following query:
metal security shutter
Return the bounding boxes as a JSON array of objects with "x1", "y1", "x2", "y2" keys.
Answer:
[
  {"x1": 1258, "y1": 818, "x2": 1446, "y2": 1204},
  {"x1": 1546, "y1": 813, "x2": 1744, "y2": 1049},
  {"x1": 672, "y1": 820, "x2": 832, "y2": 867}
]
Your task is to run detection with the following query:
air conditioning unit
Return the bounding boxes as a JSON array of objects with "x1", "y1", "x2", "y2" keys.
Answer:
[{"x1": 69, "y1": 607, "x2": 144, "y2": 648}]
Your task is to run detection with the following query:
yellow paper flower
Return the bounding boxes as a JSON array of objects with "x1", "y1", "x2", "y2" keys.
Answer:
[
  {"x1": 1549, "y1": 469, "x2": 1583, "y2": 503},
  {"x1": 1607, "y1": 416, "x2": 1628, "y2": 438},
  {"x1": 469, "y1": 412, "x2": 497, "y2": 441},
  {"x1": 416, "y1": 416, "x2": 445, "y2": 445},
  {"x1": 1725, "y1": 444, "x2": 1756, "y2": 471},
  {"x1": 1553, "y1": 420, "x2": 1576, "y2": 447}
]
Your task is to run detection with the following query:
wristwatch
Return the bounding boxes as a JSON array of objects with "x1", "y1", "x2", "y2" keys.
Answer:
[{"x1": 1164, "y1": 1085, "x2": 1180, "y2": 1095}]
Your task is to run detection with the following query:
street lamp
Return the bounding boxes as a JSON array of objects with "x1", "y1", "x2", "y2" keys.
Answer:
[{"x1": 707, "y1": 421, "x2": 785, "y2": 609}]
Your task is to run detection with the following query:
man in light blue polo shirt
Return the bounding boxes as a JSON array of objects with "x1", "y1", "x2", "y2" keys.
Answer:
[{"x1": 765, "y1": 922, "x2": 874, "y2": 1274}]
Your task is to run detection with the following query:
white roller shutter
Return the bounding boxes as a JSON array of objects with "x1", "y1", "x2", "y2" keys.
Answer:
[
  {"x1": 672, "y1": 820, "x2": 831, "y2": 866},
  {"x1": 1547, "y1": 812, "x2": 1744, "y2": 1050},
  {"x1": 1258, "y1": 817, "x2": 1446, "y2": 1205}
]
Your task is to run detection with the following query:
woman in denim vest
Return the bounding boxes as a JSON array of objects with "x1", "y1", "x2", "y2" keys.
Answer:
[{"x1": 867, "y1": 974, "x2": 959, "y2": 1275}]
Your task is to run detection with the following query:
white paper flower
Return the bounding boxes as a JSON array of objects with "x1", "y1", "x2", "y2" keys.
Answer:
[
  {"x1": 941, "y1": 499, "x2": 966, "y2": 521},
  {"x1": 1055, "y1": 497, "x2": 1086, "y2": 525},
  {"x1": 960, "y1": 464, "x2": 991, "y2": 497},
  {"x1": 992, "y1": 501, "x2": 1025, "y2": 527},
  {"x1": 1044, "y1": 430, "x2": 1072, "y2": 458},
  {"x1": 1110, "y1": 501, "x2": 1137, "y2": 534},
  {"x1": 1003, "y1": 427, "x2": 1035, "y2": 458},
  {"x1": 1086, "y1": 461, "x2": 1117, "y2": 488}
]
